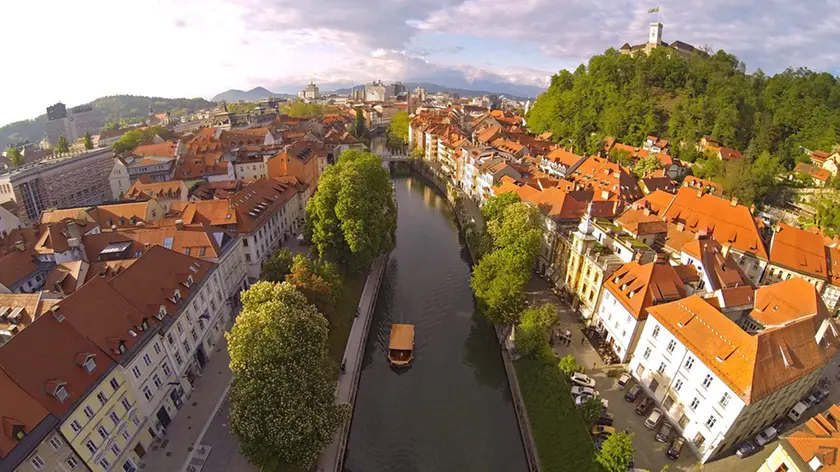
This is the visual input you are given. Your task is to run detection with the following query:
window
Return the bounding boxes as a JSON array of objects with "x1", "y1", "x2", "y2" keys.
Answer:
[
  {"x1": 177, "y1": 322, "x2": 183, "y2": 334},
  {"x1": 191, "y1": 329, "x2": 198, "y2": 342},
  {"x1": 30, "y1": 455, "x2": 45, "y2": 469},
  {"x1": 111, "y1": 443, "x2": 122, "y2": 455},
  {"x1": 131, "y1": 415, "x2": 141, "y2": 427},
  {"x1": 663, "y1": 396, "x2": 675, "y2": 410},
  {"x1": 702, "y1": 374, "x2": 713, "y2": 389},
  {"x1": 131, "y1": 366, "x2": 141, "y2": 379},
  {"x1": 109, "y1": 377, "x2": 120, "y2": 391},
  {"x1": 66, "y1": 456, "x2": 80, "y2": 469},
  {"x1": 55, "y1": 385, "x2": 69, "y2": 402},
  {"x1": 652, "y1": 325, "x2": 660, "y2": 339},
  {"x1": 84, "y1": 405, "x2": 95, "y2": 419},
  {"x1": 720, "y1": 392, "x2": 731, "y2": 408},
  {"x1": 168, "y1": 334, "x2": 175, "y2": 345},
  {"x1": 674, "y1": 379, "x2": 684, "y2": 392},
  {"x1": 175, "y1": 351, "x2": 183, "y2": 366},
  {"x1": 684, "y1": 357, "x2": 695, "y2": 371},
  {"x1": 643, "y1": 347, "x2": 652, "y2": 359},
  {"x1": 666, "y1": 340, "x2": 676, "y2": 353},
  {"x1": 657, "y1": 362, "x2": 666, "y2": 373},
  {"x1": 99, "y1": 458, "x2": 111, "y2": 469},
  {"x1": 153, "y1": 375, "x2": 162, "y2": 389},
  {"x1": 121, "y1": 430, "x2": 131, "y2": 441},
  {"x1": 120, "y1": 397, "x2": 131, "y2": 411},
  {"x1": 245, "y1": 253, "x2": 251, "y2": 262},
  {"x1": 705, "y1": 415, "x2": 717, "y2": 429},
  {"x1": 85, "y1": 440, "x2": 98, "y2": 454},
  {"x1": 109, "y1": 411, "x2": 120, "y2": 426},
  {"x1": 679, "y1": 414, "x2": 690, "y2": 428},
  {"x1": 154, "y1": 342, "x2": 162, "y2": 355},
  {"x1": 49, "y1": 435, "x2": 62, "y2": 450},
  {"x1": 636, "y1": 364, "x2": 645, "y2": 376},
  {"x1": 690, "y1": 397, "x2": 700, "y2": 410},
  {"x1": 97, "y1": 391, "x2": 107, "y2": 405},
  {"x1": 97, "y1": 425, "x2": 109, "y2": 440},
  {"x1": 162, "y1": 363, "x2": 171, "y2": 377},
  {"x1": 70, "y1": 420, "x2": 82, "y2": 433},
  {"x1": 123, "y1": 459, "x2": 138, "y2": 472},
  {"x1": 143, "y1": 354, "x2": 152, "y2": 366},
  {"x1": 143, "y1": 386, "x2": 153, "y2": 401}
]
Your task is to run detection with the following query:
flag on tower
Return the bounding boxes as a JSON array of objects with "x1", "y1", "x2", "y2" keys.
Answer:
[{"x1": 648, "y1": 6, "x2": 660, "y2": 13}]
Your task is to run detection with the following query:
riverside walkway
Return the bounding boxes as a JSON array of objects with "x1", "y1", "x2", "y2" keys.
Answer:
[{"x1": 316, "y1": 254, "x2": 388, "y2": 472}]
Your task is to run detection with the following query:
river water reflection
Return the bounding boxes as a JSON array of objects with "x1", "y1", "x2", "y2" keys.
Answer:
[{"x1": 343, "y1": 176, "x2": 527, "y2": 472}]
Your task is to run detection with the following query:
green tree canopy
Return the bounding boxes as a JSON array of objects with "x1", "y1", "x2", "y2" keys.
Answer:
[
  {"x1": 56, "y1": 136, "x2": 69, "y2": 153},
  {"x1": 481, "y1": 192, "x2": 521, "y2": 223},
  {"x1": 305, "y1": 149, "x2": 396, "y2": 270},
  {"x1": 387, "y1": 111, "x2": 410, "y2": 150},
  {"x1": 527, "y1": 47, "x2": 840, "y2": 169},
  {"x1": 580, "y1": 396, "x2": 605, "y2": 424},
  {"x1": 596, "y1": 432, "x2": 635, "y2": 472},
  {"x1": 280, "y1": 101, "x2": 334, "y2": 117},
  {"x1": 83, "y1": 131, "x2": 94, "y2": 150},
  {"x1": 632, "y1": 155, "x2": 661, "y2": 178},
  {"x1": 112, "y1": 125, "x2": 168, "y2": 154},
  {"x1": 515, "y1": 304, "x2": 556, "y2": 356},
  {"x1": 352, "y1": 108, "x2": 366, "y2": 139},
  {"x1": 285, "y1": 254, "x2": 342, "y2": 318},
  {"x1": 260, "y1": 248, "x2": 294, "y2": 282},
  {"x1": 226, "y1": 282, "x2": 349, "y2": 468},
  {"x1": 6, "y1": 147, "x2": 23, "y2": 168},
  {"x1": 558, "y1": 354, "x2": 584, "y2": 376}
]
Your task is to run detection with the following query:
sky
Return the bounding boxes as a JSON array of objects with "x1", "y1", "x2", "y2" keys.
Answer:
[{"x1": 2, "y1": 0, "x2": 840, "y2": 126}]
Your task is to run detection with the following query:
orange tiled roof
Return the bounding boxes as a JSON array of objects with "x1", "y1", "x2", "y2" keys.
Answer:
[
  {"x1": 682, "y1": 176, "x2": 722, "y2": 196},
  {"x1": 606, "y1": 258, "x2": 686, "y2": 320},
  {"x1": 0, "y1": 292, "x2": 49, "y2": 336},
  {"x1": 544, "y1": 148, "x2": 584, "y2": 167},
  {"x1": 751, "y1": 277, "x2": 829, "y2": 327},
  {"x1": 124, "y1": 181, "x2": 185, "y2": 201},
  {"x1": 0, "y1": 368, "x2": 51, "y2": 459},
  {"x1": 681, "y1": 238, "x2": 753, "y2": 290},
  {"x1": 784, "y1": 403, "x2": 840, "y2": 471},
  {"x1": 132, "y1": 141, "x2": 178, "y2": 158},
  {"x1": 230, "y1": 178, "x2": 301, "y2": 234},
  {"x1": 663, "y1": 187, "x2": 767, "y2": 259},
  {"x1": 565, "y1": 155, "x2": 644, "y2": 205},
  {"x1": 650, "y1": 286, "x2": 840, "y2": 403},
  {"x1": 44, "y1": 260, "x2": 87, "y2": 296},
  {"x1": 770, "y1": 223, "x2": 828, "y2": 279},
  {"x1": 795, "y1": 162, "x2": 832, "y2": 182}
]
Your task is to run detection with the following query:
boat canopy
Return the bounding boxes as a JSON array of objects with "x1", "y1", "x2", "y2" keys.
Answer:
[{"x1": 389, "y1": 324, "x2": 415, "y2": 351}]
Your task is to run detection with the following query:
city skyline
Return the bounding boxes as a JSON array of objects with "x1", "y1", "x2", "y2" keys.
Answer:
[{"x1": 2, "y1": 0, "x2": 840, "y2": 126}]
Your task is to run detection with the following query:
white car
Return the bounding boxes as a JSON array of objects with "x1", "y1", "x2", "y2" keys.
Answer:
[
  {"x1": 576, "y1": 395, "x2": 609, "y2": 408},
  {"x1": 570, "y1": 372, "x2": 596, "y2": 388},
  {"x1": 754, "y1": 426, "x2": 778, "y2": 446},
  {"x1": 571, "y1": 386, "x2": 599, "y2": 397}
]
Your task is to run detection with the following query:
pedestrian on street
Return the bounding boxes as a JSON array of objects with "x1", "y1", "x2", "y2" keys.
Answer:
[
  {"x1": 593, "y1": 362, "x2": 597, "y2": 370},
  {"x1": 581, "y1": 337, "x2": 585, "y2": 346}
]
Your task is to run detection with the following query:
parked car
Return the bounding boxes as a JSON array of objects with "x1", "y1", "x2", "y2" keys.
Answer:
[
  {"x1": 571, "y1": 386, "x2": 599, "y2": 397},
  {"x1": 595, "y1": 412, "x2": 615, "y2": 426},
  {"x1": 593, "y1": 436, "x2": 607, "y2": 451},
  {"x1": 813, "y1": 389, "x2": 830, "y2": 404},
  {"x1": 772, "y1": 418, "x2": 787, "y2": 433},
  {"x1": 667, "y1": 437, "x2": 685, "y2": 460},
  {"x1": 788, "y1": 402, "x2": 808, "y2": 422},
  {"x1": 656, "y1": 422, "x2": 673, "y2": 442},
  {"x1": 570, "y1": 372, "x2": 597, "y2": 388},
  {"x1": 645, "y1": 408, "x2": 664, "y2": 429},
  {"x1": 625, "y1": 384, "x2": 641, "y2": 402},
  {"x1": 636, "y1": 396, "x2": 653, "y2": 415},
  {"x1": 754, "y1": 426, "x2": 779, "y2": 447},
  {"x1": 576, "y1": 395, "x2": 609, "y2": 408},
  {"x1": 617, "y1": 373, "x2": 631, "y2": 389},
  {"x1": 592, "y1": 425, "x2": 616, "y2": 437},
  {"x1": 806, "y1": 393, "x2": 820, "y2": 405},
  {"x1": 736, "y1": 441, "x2": 759, "y2": 459}
]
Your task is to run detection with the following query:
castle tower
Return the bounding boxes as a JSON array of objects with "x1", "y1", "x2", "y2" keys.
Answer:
[{"x1": 649, "y1": 21, "x2": 663, "y2": 45}]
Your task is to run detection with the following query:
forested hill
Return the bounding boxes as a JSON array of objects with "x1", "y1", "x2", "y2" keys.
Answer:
[
  {"x1": 0, "y1": 95, "x2": 214, "y2": 149},
  {"x1": 526, "y1": 47, "x2": 840, "y2": 166}
]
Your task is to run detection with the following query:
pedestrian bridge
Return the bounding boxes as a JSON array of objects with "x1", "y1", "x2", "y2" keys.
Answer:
[{"x1": 380, "y1": 153, "x2": 409, "y2": 162}]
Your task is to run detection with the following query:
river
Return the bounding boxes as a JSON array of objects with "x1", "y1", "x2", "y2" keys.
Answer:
[{"x1": 343, "y1": 175, "x2": 527, "y2": 472}]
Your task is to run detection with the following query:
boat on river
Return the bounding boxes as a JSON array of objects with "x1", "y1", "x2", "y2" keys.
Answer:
[{"x1": 388, "y1": 324, "x2": 415, "y2": 367}]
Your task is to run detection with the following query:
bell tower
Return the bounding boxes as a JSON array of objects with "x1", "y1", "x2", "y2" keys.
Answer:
[{"x1": 649, "y1": 21, "x2": 663, "y2": 45}]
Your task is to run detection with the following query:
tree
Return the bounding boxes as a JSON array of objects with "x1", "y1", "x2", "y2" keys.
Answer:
[
  {"x1": 580, "y1": 396, "x2": 605, "y2": 424},
  {"x1": 515, "y1": 304, "x2": 556, "y2": 356},
  {"x1": 260, "y1": 248, "x2": 294, "y2": 282},
  {"x1": 352, "y1": 108, "x2": 366, "y2": 139},
  {"x1": 558, "y1": 354, "x2": 584, "y2": 376},
  {"x1": 608, "y1": 148, "x2": 634, "y2": 167},
  {"x1": 305, "y1": 149, "x2": 396, "y2": 270},
  {"x1": 487, "y1": 202, "x2": 542, "y2": 252},
  {"x1": 5, "y1": 147, "x2": 23, "y2": 168},
  {"x1": 471, "y1": 247, "x2": 531, "y2": 324},
  {"x1": 83, "y1": 131, "x2": 93, "y2": 150},
  {"x1": 226, "y1": 282, "x2": 349, "y2": 468},
  {"x1": 285, "y1": 254, "x2": 342, "y2": 318},
  {"x1": 596, "y1": 432, "x2": 635, "y2": 472},
  {"x1": 481, "y1": 192, "x2": 521, "y2": 223},
  {"x1": 112, "y1": 125, "x2": 168, "y2": 154},
  {"x1": 632, "y1": 155, "x2": 661, "y2": 178},
  {"x1": 387, "y1": 111, "x2": 410, "y2": 150},
  {"x1": 56, "y1": 135, "x2": 69, "y2": 153}
]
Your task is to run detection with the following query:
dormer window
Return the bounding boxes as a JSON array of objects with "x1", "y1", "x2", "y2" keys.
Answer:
[
  {"x1": 182, "y1": 275, "x2": 194, "y2": 288},
  {"x1": 128, "y1": 329, "x2": 137, "y2": 337},
  {"x1": 80, "y1": 355, "x2": 97, "y2": 373},
  {"x1": 170, "y1": 290, "x2": 182, "y2": 304},
  {"x1": 157, "y1": 306, "x2": 167, "y2": 320},
  {"x1": 141, "y1": 320, "x2": 149, "y2": 330},
  {"x1": 12, "y1": 424, "x2": 25, "y2": 441},
  {"x1": 54, "y1": 384, "x2": 69, "y2": 402}
]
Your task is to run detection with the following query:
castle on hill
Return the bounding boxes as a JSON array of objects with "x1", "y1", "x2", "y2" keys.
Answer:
[{"x1": 620, "y1": 22, "x2": 701, "y2": 58}]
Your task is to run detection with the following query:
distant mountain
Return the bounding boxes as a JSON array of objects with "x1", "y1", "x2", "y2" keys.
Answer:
[
  {"x1": 0, "y1": 95, "x2": 215, "y2": 149},
  {"x1": 211, "y1": 87, "x2": 293, "y2": 102}
]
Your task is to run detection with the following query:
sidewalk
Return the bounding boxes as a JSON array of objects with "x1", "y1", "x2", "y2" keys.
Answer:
[{"x1": 142, "y1": 337, "x2": 234, "y2": 472}]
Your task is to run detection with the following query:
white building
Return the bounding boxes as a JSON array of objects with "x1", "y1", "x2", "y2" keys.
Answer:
[{"x1": 627, "y1": 278, "x2": 840, "y2": 463}]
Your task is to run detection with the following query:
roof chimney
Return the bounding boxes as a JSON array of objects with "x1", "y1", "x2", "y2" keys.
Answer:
[
  {"x1": 730, "y1": 196, "x2": 738, "y2": 207},
  {"x1": 676, "y1": 222, "x2": 685, "y2": 232},
  {"x1": 13, "y1": 239, "x2": 24, "y2": 252},
  {"x1": 655, "y1": 253, "x2": 669, "y2": 264},
  {"x1": 721, "y1": 243, "x2": 731, "y2": 258},
  {"x1": 634, "y1": 251, "x2": 644, "y2": 263},
  {"x1": 175, "y1": 219, "x2": 184, "y2": 230},
  {"x1": 697, "y1": 189, "x2": 703, "y2": 198}
]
